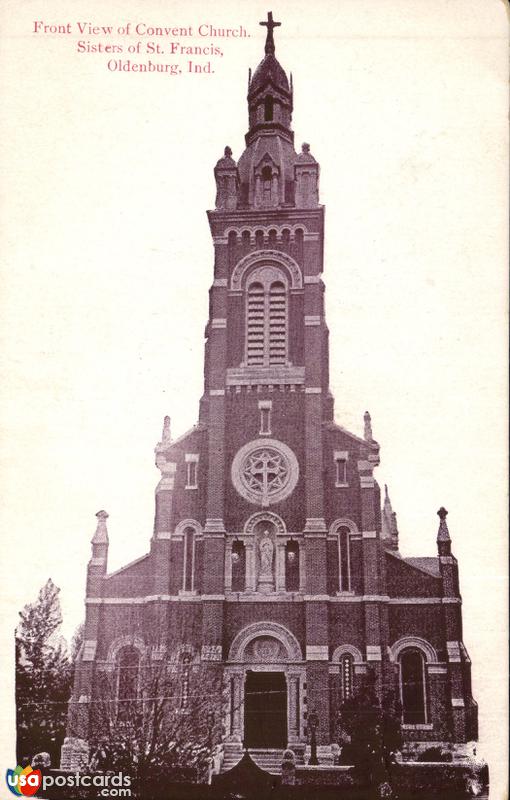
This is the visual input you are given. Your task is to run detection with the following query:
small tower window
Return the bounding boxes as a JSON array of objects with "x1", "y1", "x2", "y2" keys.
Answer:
[
  {"x1": 259, "y1": 400, "x2": 272, "y2": 435},
  {"x1": 264, "y1": 95, "x2": 274, "y2": 121},
  {"x1": 262, "y1": 165, "x2": 272, "y2": 204},
  {"x1": 400, "y1": 648, "x2": 427, "y2": 724},
  {"x1": 185, "y1": 453, "x2": 199, "y2": 489},
  {"x1": 334, "y1": 451, "x2": 349, "y2": 487}
]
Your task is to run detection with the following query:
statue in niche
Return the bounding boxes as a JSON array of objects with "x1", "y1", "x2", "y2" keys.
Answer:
[
  {"x1": 257, "y1": 529, "x2": 275, "y2": 593},
  {"x1": 259, "y1": 530, "x2": 274, "y2": 575}
]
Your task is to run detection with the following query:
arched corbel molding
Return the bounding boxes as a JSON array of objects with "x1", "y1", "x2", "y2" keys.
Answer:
[
  {"x1": 389, "y1": 636, "x2": 438, "y2": 664},
  {"x1": 244, "y1": 511, "x2": 287, "y2": 537},
  {"x1": 228, "y1": 621, "x2": 302, "y2": 662},
  {"x1": 331, "y1": 644, "x2": 364, "y2": 663}
]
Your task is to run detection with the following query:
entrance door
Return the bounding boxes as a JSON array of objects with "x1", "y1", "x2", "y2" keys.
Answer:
[{"x1": 244, "y1": 671, "x2": 287, "y2": 748}]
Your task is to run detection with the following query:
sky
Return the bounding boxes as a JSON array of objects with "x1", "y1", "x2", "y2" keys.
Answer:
[{"x1": 0, "y1": 0, "x2": 508, "y2": 794}]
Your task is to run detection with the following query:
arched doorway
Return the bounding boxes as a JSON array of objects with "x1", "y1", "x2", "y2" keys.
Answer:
[
  {"x1": 226, "y1": 622, "x2": 304, "y2": 749},
  {"x1": 244, "y1": 671, "x2": 287, "y2": 748}
]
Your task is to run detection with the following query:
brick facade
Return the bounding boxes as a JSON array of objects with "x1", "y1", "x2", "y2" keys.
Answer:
[{"x1": 62, "y1": 15, "x2": 478, "y2": 772}]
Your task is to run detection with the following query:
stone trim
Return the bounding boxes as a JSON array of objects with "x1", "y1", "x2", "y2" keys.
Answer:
[
  {"x1": 306, "y1": 645, "x2": 329, "y2": 661},
  {"x1": 362, "y1": 530, "x2": 377, "y2": 539},
  {"x1": 209, "y1": 389, "x2": 225, "y2": 396},
  {"x1": 366, "y1": 645, "x2": 382, "y2": 661},
  {"x1": 304, "y1": 387, "x2": 322, "y2": 394},
  {"x1": 82, "y1": 640, "x2": 97, "y2": 662},
  {"x1": 204, "y1": 518, "x2": 226, "y2": 533},
  {"x1": 304, "y1": 517, "x2": 327, "y2": 532},
  {"x1": 211, "y1": 318, "x2": 227, "y2": 329},
  {"x1": 304, "y1": 315, "x2": 321, "y2": 326},
  {"x1": 201, "y1": 645, "x2": 222, "y2": 662},
  {"x1": 451, "y1": 698, "x2": 465, "y2": 707},
  {"x1": 446, "y1": 641, "x2": 462, "y2": 662},
  {"x1": 402, "y1": 723, "x2": 434, "y2": 731}
]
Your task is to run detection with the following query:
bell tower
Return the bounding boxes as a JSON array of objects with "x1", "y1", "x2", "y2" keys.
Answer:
[{"x1": 202, "y1": 13, "x2": 331, "y2": 555}]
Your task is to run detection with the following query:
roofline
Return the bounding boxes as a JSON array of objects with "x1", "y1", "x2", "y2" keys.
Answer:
[{"x1": 104, "y1": 553, "x2": 150, "y2": 580}]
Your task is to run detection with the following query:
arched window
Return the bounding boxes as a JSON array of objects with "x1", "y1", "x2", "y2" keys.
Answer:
[
  {"x1": 264, "y1": 95, "x2": 274, "y2": 121},
  {"x1": 182, "y1": 526, "x2": 196, "y2": 592},
  {"x1": 337, "y1": 526, "x2": 351, "y2": 592},
  {"x1": 246, "y1": 269, "x2": 288, "y2": 367},
  {"x1": 339, "y1": 653, "x2": 353, "y2": 701},
  {"x1": 116, "y1": 646, "x2": 140, "y2": 705},
  {"x1": 400, "y1": 648, "x2": 427, "y2": 724}
]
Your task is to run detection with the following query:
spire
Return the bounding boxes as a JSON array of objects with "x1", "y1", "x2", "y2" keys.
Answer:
[
  {"x1": 436, "y1": 506, "x2": 451, "y2": 556},
  {"x1": 92, "y1": 510, "x2": 109, "y2": 545},
  {"x1": 382, "y1": 484, "x2": 399, "y2": 549},
  {"x1": 259, "y1": 11, "x2": 281, "y2": 56}
]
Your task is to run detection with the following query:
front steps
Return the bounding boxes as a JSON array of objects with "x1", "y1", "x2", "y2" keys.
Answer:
[{"x1": 221, "y1": 745, "x2": 306, "y2": 774}]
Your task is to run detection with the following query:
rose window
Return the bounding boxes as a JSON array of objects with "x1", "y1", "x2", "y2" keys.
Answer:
[{"x1": 231, "y1": 438, "x2": 299, "y2": 506}]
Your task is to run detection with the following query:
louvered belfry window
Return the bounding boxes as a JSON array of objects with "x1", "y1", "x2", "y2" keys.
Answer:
[{"x1": 246, "y1": 268, "x2": 288, "y2": 367}]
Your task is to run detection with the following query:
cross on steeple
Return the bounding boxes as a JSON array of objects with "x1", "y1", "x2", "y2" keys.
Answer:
[{"x1": 260, "y1": 11, "x2": 281, "y2": 56}]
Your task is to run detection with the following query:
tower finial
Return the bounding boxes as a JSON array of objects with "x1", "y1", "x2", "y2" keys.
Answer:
[
  {"x1": 436, "y1": 506, "x2": 451, "y2": 555},
  {"x1": 259, "y1": 11, "x2": 281, "y2": 56}
]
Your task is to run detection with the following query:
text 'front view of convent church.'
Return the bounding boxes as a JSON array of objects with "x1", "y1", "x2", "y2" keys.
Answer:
[{"x1": 63, "y1": 13, "x2": 478, "y2": 774}]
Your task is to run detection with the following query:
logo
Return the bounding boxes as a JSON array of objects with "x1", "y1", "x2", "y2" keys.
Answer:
[{"x1": 6, "y1": 766, "x2": 42, "y2": 797}]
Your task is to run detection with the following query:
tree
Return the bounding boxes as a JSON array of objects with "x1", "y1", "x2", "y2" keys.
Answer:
[
  {"x1": 15, "y1": 579, "x2": 74, "y2": 765},
  {"x1": 336, "y1": 668, "x2": 403, "y2": 794},
  {"x1": 88, "y1": 654, "x2": 223, "y2": 796}
]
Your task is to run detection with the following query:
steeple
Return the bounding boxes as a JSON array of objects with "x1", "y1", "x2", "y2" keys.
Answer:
[
  {"x1": 213, "y1": 13, "x2": 319, "y2": 212},
  {"x1": 246, "y1": 11, "x2": 293, "y2": 146}
]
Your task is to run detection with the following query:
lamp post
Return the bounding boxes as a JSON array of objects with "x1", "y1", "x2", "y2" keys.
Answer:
[{"x1": 308, "y1": 710, "x2": 319, "y2": 766}]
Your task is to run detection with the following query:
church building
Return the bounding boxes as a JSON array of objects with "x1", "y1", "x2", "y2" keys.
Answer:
[{"x1": 62, "y1": 13, "x2": 478, "y2": 773}]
